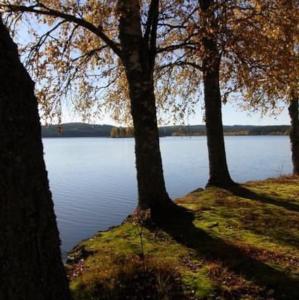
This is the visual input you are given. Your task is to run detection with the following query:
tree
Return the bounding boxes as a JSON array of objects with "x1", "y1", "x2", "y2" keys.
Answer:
[
  {"x1": 229, "y1": 0, "x2": 299, "y2": 174},
  {"x1": 111, "y1": 127, "x2": 120, "y2": 138},
  {"x1": 289, "y1": 97, "x2": 299, "y2": 174},
  {"x1": 198, "y1": 0, "x2": 234, "y2": 186},
  {"x1": 118, "y1": 0, "x2": 173, "y2": 212},
  {"x1": 111, "y1": 126, "x2": 134, "y2": 138},
  {"x1": 0, "y1": 18, "x2": 71, "y2": 300},
  {"x1": 154, "y1": 0, "x2": 298, "y2": 185},
  {"x1": 153, "y1": 0, "x2": 234, "y2": 187},
  {"x1": 154, "y1": 0, "x2": 244, "y2": 187},
  {"x1": 1, "y1": 0, "x2": 178, "y2": 217}
]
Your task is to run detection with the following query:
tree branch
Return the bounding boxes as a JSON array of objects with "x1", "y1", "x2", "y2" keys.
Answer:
[
  {"x1": 143, "y1": 0, "x2": 159, "y2": 70},
  {"x1": 149, "y1": 0, "x2": 159, "y2": 55},
  {"x1": 158, "y1": 60, "x2": 203, "y2": 72},
  {"x1": 1, "y1": 3, "x2": 123, "y2": 57},
  {"x1": 144, "y1": 0, "x2": 155, "y2": 43},
  {"x1": 157, "y1": 42, "x2": 196, "y2": 53}
]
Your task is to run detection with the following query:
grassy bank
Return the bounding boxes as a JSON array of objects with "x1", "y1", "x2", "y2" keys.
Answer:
[{"x1": 67, "y1": 176, "x2": 299, "y2": 300}]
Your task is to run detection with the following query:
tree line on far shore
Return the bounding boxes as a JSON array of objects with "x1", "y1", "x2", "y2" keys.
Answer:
[
  {"x1": 110, "y1": 125, "x2": 290, "y2": 137},
  {"x1": 42, "y1": 123, "x2": 290, "y2": 138}
]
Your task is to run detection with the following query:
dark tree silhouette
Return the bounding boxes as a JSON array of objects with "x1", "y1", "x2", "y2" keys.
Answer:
[
  {"x1": 199, "y1": 0, "x2": 235, "y2": 187},
  {"x1": 118, "y1": 0, "x2": 173, "y2": 214},
  {"x1": 289, "y1": 98, "x2": 299, "y2": 175},
  {"x1": 0, "y1": 19, "x2": 71, "y2": 300}
]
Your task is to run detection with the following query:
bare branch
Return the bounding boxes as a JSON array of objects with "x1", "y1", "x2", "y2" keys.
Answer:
[
  {"x1": 1, "y1": 3, "x2": 122, "y2": 57},
  {"x1": 149, "y1": 0, "x2": 159, "y2": 57}
]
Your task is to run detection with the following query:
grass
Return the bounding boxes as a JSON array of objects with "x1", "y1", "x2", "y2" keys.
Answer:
[{"x1": 66, "y1": 176, "x2": 299, "y2": 300}]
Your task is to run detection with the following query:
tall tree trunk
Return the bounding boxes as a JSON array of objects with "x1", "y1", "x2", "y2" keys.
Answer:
[
  {"x1": 118, "y1": 0, "x2": 174, "y2": 216},
  {"x1": 199, "y1": 0, "x2": 235, "y2": 187},
  {"x1": 0, "y1": 20, "x2": 71, "y2": 300},
  {"x1": 202, "y1": 55, "x2": 234, "y2": 187},
  {"x1": 288, "y1": 98, "x2": 299, "y2": 175}
]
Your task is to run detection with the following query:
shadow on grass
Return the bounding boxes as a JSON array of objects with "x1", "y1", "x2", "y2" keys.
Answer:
[
  {"x1": 225, "y1": 185, "x2": 299, "y2": 213},
  {"x1": 156, "y1": 207, "x2": 299, "y2": 300},
  {"x1": 71, "y1": 263, "x2": 187, "y2": 300}
]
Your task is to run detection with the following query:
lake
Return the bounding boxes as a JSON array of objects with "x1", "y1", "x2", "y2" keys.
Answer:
[{"x1": 43, "y1": 136, "x2": 292, "y2": 256}]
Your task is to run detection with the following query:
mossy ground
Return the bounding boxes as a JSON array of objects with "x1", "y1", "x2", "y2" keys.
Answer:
[{"x1": 67, "y1": 176, "x2": 299, "y2": 300}]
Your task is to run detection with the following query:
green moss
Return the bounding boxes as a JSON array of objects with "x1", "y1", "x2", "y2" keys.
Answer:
[
  {"x1": 68, "y1": 176, "x2": 299, "y2": 299},
  {"x1": 182, "y1": 268, "x2": 215, "y2": 298}
]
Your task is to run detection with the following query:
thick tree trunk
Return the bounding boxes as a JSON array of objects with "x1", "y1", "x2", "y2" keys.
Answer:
[
  {"x1": 0, "y1": 20, "x2": 71, "y2": 300},
  {"x1": 128, "y1": 75, "x2": 172, "y2": 212},
  {"x1": 118, "y1": 0, "x2": 174, "y2": 216},
  {"x1": 202, "y1": 58, "x2": 234, "y2": 187},
  {"x1": 200, "y1": 0, "x2": 235, "y2": 187},
  {"x1": 288, "y1": 98, "x2": 299, "y2": 175}
]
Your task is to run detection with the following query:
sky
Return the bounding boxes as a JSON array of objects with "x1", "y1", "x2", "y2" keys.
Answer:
[
  {"x1": 207, "y1": 103, "x2": 289, "y2": 126},
  {"x1": 15, "y1": 14, "x2": 290, "y2": 127},
  {"x1": 59, "y1": 100, "x2": 290, "y2": 126}
]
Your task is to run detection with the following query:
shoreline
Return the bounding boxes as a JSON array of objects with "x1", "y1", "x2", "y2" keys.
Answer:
[
  {"x1": 43, "y1": 134, "x2": 289, "y2": 138},
  {"x1": 66, "y1": 175, "x2": 299, "y2": 300}
]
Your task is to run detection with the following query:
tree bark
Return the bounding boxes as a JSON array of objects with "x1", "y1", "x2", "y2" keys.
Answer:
[
  {"x1": 118, "y1": 0, "x2": 174, "y2": 216},
  {"x1": 0, "y1": 20, "x2": 71, "y2": 300},
  {"x1": 199, "y1": 0, "x2": 235, "y2": 187},
  {"x1": 288, "y1": 98, "x2": 299, "y2": 175}
]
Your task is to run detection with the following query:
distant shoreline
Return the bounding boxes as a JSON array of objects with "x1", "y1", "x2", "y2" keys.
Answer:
[
  {"x1": 42, "y1": 122, "x2": 290, "y2": 138},
  {"x1": 42, "y1": 134, "x2": 288, "y2": 138}
]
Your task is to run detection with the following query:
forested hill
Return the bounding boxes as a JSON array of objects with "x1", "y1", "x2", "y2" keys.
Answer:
[
  {"x1": 42, "y1": 123, "x2": 114, "y2": 137},
  {"x1": 42, "y1": 123, "x2": 290, "y2": 137}
]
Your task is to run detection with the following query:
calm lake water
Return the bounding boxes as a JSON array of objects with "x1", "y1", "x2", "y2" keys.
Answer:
[{"x1": 43, "y1": 136, "x2": 292, "y2": 256}]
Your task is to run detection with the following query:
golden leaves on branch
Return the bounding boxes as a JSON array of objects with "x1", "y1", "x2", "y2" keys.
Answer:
[{"x1": 1, "y1": 0, "x2": 297, "y2": 124}]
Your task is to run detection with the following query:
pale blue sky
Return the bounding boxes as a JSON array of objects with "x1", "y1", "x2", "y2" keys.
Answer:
[
  {"x1": 60, "y1": 101, "x2": 290, "y2": 126},
  {"x1": 15, "y1": 18, "x2": 290, "y2": 127}
]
